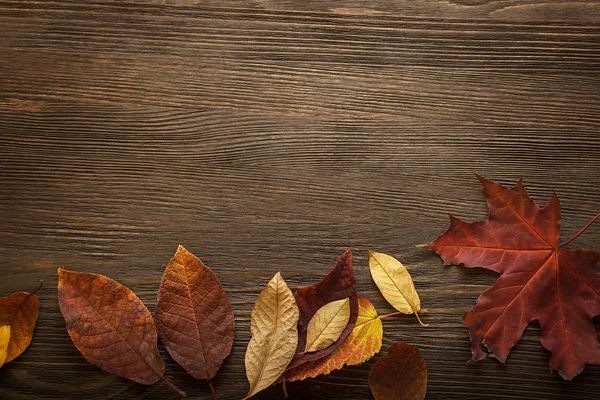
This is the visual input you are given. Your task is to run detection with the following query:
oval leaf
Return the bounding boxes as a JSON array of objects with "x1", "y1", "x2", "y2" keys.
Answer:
[
  {"x1": 284, "y1": 296, "x2": 383, "y2": 382},
  {"x1": 244, "y1": 272, "x2": 299, "y2": 399},
  {"x1": 0, "y1": 325, "x2": 10, "y2": 367},
  {"x1": 0, "y1": 284, "x2": 40, "y2": 364},
  {"x1": 369, "y1": 251, "x2": 421, "y2": 317},
  {"x1": 57, "y1": 267, "x2": 165, "y2": 386},
  {"x1": 155, "y1": 245, "x2": 235, "y2": 382},
  {"x1": 305, "y1": 297, "x2": 351, "y2": 353},
  {"x1": 369, "y1": 342, "x2": 427, "y2": 400}
]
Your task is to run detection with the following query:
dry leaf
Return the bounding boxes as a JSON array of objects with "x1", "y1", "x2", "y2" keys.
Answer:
[
  {"x1": 426, "y1": 174, "x2": 600, "y2": 379},
  {"x1": 305, "y1": 297, "x2": 351, "y2": 353},
  {"x1": 0, "y1": 282, "x2": 41, "y2": 365},
  {"x1": 58, "y1": 268, "x2": 185, "y2": 396},
  {"x1": 369, "y1": 342, "x2": 427, "y2": 400},
  {"x1": 244, "y1": 272, "x2": 299, "y2": 399},
  {"x1": 289, "y1": 249, "x2": 358, "y2": 369},
  {"x1": 0, "y1": 325, "x2": 10, "y2": 368},
  {"x1": 283, "y1": 296, "x2": 383, "y2": 382},
  {"x1": 369, "y1": 251, "x2": 424, "y2": 325},
  {"x1": 155, "y1": 245, "x2": 234, "y2": 394}
]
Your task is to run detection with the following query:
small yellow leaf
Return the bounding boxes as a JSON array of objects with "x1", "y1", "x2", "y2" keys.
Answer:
[
  {"x1": 305, "y1": 297, "x2": 351, "y2": 353},
  {"x1": 0, "y1": 325, "x2": 10, "y2": 368},
  {"x1": 244, "y1": 272, "x2": 299, "y2": 399},
  {"x1": 369, "y1": 251, "x2": 421, "y2": 317},
  {"x1": 283, "y1": 296, "x2": 383, "y2": 382}
]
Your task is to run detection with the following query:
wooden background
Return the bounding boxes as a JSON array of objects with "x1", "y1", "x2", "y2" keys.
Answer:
[{"x1": 1, "y1": 0, "x2": 599, "y2": 399}]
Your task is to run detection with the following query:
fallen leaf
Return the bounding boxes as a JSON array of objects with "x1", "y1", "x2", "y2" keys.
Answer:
[
  {"x1": 426, "y1": 174, "x2": 600, "y2": 379},
  {"x1": 369, "y1": 342, "x2": 427, "y2": 400},
  {"x1": 0, "y1": 325, "x2": 10, "y2": 367},
  {"x1": 305, "y1": 297, "x2": 351, "y2": 353},
  {"x1": 0, "y1": 281, "x2": 42, "y2": 365},
  {"x1": 155, "y1": 245, "x2": 234, "y2": 395},
  {"x1": 369, "y1": 251, "x2": 425, "y2": 325},
  {"x1": 283, "y1": 296, "x2": 382, "y2": 382},
  {"x1": 288, "y1": 249, "x2": 358, "y2": 369},
  {"x1": 57, "y1": 268, "x2": 185, "y2": 396},
  {"x1": 244, "y1": 272, "x2": 299, "y2": 399}
]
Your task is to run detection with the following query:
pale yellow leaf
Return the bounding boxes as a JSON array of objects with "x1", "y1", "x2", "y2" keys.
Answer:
[
  {"x1": 0, "y1": 325, "x2": 10, "y2": 368},
  {"x1": 369, "y1": 251, "x2": 421, "y2": 315},
  {"x1": 305, "y1": 297, "x2": 351, "y2": 353},
  {"x1": 244, "y1": 272, "x2": 299, "y2": 399}
]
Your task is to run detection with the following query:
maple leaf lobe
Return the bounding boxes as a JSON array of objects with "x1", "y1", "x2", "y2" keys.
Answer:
[{"x1": 427, "y1": 175, "x2": 600, "y2": 380}]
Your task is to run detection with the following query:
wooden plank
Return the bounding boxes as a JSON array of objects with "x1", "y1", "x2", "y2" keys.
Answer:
[{"x1": 0, "y1": 1, "x2": 599, "y2": 399}]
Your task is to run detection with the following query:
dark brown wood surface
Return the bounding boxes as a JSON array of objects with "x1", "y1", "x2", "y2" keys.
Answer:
[{"x1": 1, "y1": 1, "x2": 599, "y2": 399}]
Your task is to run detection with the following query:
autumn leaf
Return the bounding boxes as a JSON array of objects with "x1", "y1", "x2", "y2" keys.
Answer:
[
  {"x1": 283, "y1": 296, "x2": 382, "y2": 382},
  {"x1": 369, "y1": 342, "x2": 427, "y2": 400},
  {"x1": 0, "y1": 325, "x2": 10, "y2": 367},
  {"x1": 369, "y1": 251, "x2": 425, "y2": 326},
  {"x1": 155, "y1": 245, "x2": 234, "y2": 397},
  {"x1": 244, "y1": 272, "x2": 299, "y2": 399},
  {"x1": 305, "y1": 297, "x2": 351, "y2": 353},
  {"x1": 57, "y1": 268, "x2": 186, "y2": 396},
  {"x1": 288, "y1": 249, "x2": 358, "y2": 369},
  {"x1": 0, "y1": 281, "x2": 42, "y2": 367},
  {"x1": 426, "y1": 174, "x2": 600, "y2": 380}
]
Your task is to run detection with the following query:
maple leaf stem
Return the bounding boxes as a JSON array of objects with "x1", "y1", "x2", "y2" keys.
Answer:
[
  {"x1": 559, "y1": 211, "x2": 600, "y2": 248},
  {"x1": 379, "y1": 311, "x2": 428, "y2": 326},
  {"x1": 282, "y1": 377, "x2": 288, "y2": 398},
  {"x1": 161, "y1": 377, "x2": 187, "y2": 397},
  {"x1": 207, "y1": 379, "x2": 217, "y2": 400}
]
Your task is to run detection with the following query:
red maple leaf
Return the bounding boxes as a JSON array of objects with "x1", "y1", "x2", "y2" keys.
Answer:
[{"x1": 426, "y1": 175, "x2": 600, "y2": 380}]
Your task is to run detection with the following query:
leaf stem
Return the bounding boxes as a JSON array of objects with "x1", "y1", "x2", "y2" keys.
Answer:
[
  {"x1": 282, "y1": 377, "x2": 288, "y2": 398},
  {"x1": 207, "y1": 379, "x2": 216, "y2": 400},
  {"x1": 161, "y1": 377, "x2": 187, "y2": 397},
  {"x1": 379, "y1": 311, "x2": 428, "y2": 327},
  {"x1": 559, "y1": 211, "x2": 600, "y2": 248},
  {"x1": 30, "y1": 280, "x2": 44, "y2": 295}
]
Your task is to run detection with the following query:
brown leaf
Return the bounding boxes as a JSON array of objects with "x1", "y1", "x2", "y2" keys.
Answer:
[
  {"x1": 288, "y1": 249, "x2": 358, "y2": 369},
  {"x1": 57, "y1": 268, "x2": 185, "y2": 395},
  {"x1": 155, "y1": 245, "x2": 234, "y2": 386},
  {"x1": 244, "y1": 272, "x2": 299, "y2": 399},
  {"x1": 369, "y1": 342, "x2": 427, "y2": 400},
  {"x1": 0, "y1": 281, "x2": 41, "y2": 365}
]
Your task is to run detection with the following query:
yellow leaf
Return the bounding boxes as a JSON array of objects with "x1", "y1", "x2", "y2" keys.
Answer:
[
  {"x1": 369, "y1": 251, "x2": 422, "y2": 321},
  {"x1": 244, "y1": 272, "x2": 299, "y2": 399},
  {"x1": 0, "y1": 325, "x2": 10, "y2": 368},
  {"x1": 305, "y1": 297, "x2": 351, "y2": 353},
  {"x1": 283, "y1": 296, "x2": 383, "y2": 382}
]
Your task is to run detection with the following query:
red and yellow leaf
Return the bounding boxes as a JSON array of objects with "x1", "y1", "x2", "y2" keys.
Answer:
[
  {"x1": 0, "y1": 282, "x2": 41, "y2": 365},
  {"x1": 426, "y1": 174, "x2": 600, "y2": 380},
  {"x1": 287, "y1": 249, "x2": 358, "y2": 369},
  {"x1": 283, "y1": 296, "x2": 382, "y2": 382}
]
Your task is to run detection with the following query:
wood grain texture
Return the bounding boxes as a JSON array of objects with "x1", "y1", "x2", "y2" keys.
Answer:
[{"x1": 0, "y1": 0, "x2": 599, "y2": 399}]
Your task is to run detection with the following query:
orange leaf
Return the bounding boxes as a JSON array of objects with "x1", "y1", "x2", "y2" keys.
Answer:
[
  {"x1": 283, "y1": 296, "x2": 382, "y2": 382},
  {"x1": 369, "y1": 342, "x2": 427, "y2": 400},
  {"x1": 0, "y1": 282, "x2": 41, "y2": 364},
  {"x1": 57, "y1": 267, "x2": 183, "y2": 394}
]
